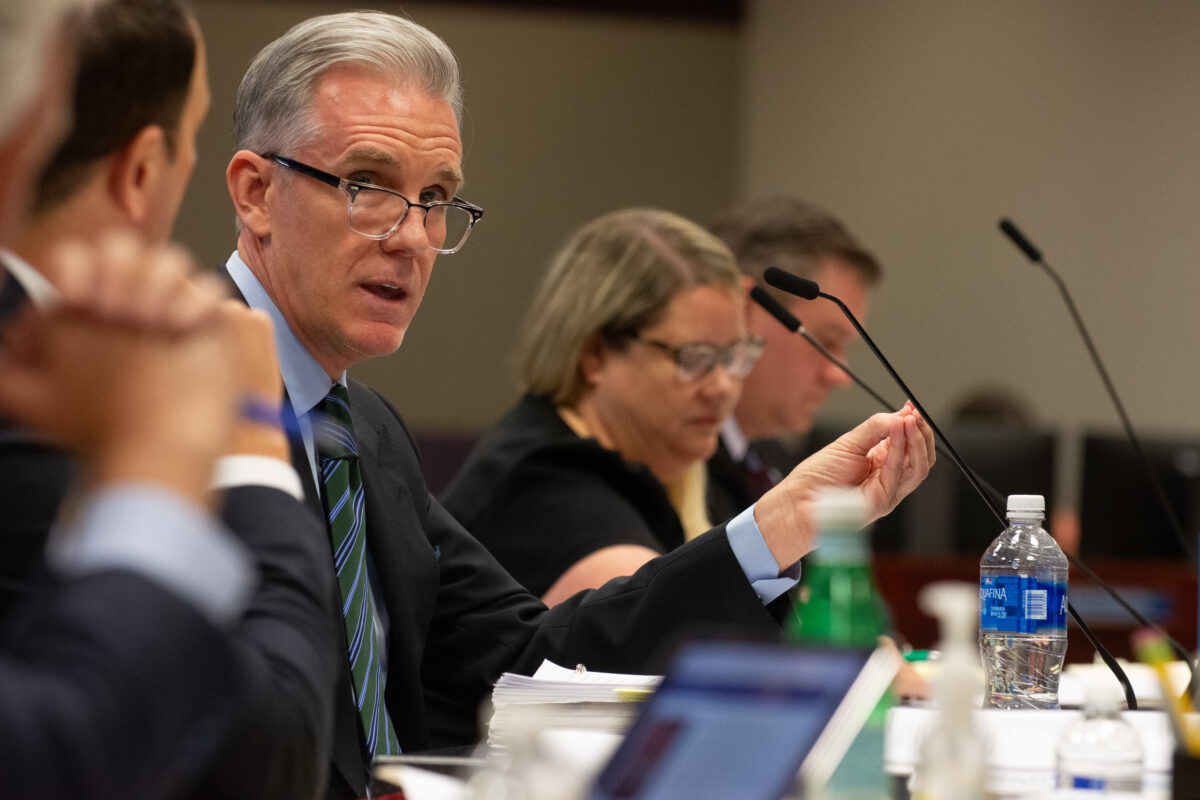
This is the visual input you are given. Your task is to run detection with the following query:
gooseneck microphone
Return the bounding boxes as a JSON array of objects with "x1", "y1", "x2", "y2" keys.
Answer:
[
  {"x1": 762, "y1": 265, "x2": 1140, "y2": 709},
  {"x1": 753, "y1": 278, "x2": 1194, "y2": 687},
  {"x1": 749, "y1": 286, "x2": 1004, "y2": 509},
  {"x1": 763, "y1": 267, "x2": 1007, "y2": 525},
  {"x1": 998, "y1": 218, "x2": 1197, "y2": 565},
  {"x1": 998, "y1": 219, "x2": 1197, "y2": 680}
]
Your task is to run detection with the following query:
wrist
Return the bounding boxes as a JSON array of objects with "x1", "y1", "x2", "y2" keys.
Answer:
[
  {"x1": 754, "y1": 483, "x2": 816, "y2": 571},
  {"x1": 230, "y1": 396, "x2": 290, "y2": 461},
  {"x1": 86, "y1": 439, "x2": 216, "y2": 509}
]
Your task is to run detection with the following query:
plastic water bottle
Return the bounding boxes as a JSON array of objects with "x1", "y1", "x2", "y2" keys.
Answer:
[
  {"x1": 1056, "y1": 679, "x2": 1143, "y2": 793},
  {"x1": 978, "y1": 494, "x2": 1068, "y2": 708}
]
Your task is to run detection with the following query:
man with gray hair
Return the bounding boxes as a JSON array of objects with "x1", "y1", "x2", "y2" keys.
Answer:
[
  {"x1": 706, "y1": 196, "x2": 882, "y2": 522},
  {"x1": 224, "y1": 12, "x2": 932, "y2": 798}
]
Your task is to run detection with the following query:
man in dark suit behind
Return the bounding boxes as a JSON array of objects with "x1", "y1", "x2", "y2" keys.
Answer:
[
  {"x1": 705, "y1": 197, "x2": 882, "y2": 523},
  {"x1": 222, "y1": 12, "x2": 935, "y2": 799},
  {"x1": 0, "y1": 1, "x2": 339, "y2": 796}
]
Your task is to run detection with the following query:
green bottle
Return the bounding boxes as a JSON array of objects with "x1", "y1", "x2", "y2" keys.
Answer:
[
  {"x1": 789, "y1": 489, "x2": 893, "y2": 794},
  {"x1": 786, "y1": 488, "x2": 887, "y2": 647}
]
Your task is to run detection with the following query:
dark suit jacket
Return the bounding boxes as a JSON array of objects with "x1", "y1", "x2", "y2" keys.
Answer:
[
  {"x1": 0, "y1": 420, "x2": 75, "y2": 617},
  {"x1": 308, "y1": 381, "x2": 787, "y2": 799},
  {"x1": 0, "y1": 427, "x2": 339, "y2": 799},
  {"x1": 0, "y1": 570, "x2": 245, "y2": 799}
]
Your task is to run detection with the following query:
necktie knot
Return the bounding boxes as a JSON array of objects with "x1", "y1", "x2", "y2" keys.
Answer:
[
  {"x1": 315, "y1": 384, "x2": 357, "y2": 461},
  {"x1": 741, "y1": 447, "x2": 777, "y2": 501}
]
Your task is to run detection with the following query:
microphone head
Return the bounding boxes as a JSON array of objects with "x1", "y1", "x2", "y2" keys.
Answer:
[
  {"x1": 763, "y1": 266, "x2": 820, "y2": 300},
  {"x1": 749, "y1": 286, "x2": 801, "y2": 333},
  {"x1": 998, "y1": 218, "x2": 1043, "y2": 263}
]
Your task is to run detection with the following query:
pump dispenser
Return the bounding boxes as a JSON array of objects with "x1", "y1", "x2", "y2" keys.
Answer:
[{"x1": 910, "y1": 582, "x2": 986, "y2": 800}]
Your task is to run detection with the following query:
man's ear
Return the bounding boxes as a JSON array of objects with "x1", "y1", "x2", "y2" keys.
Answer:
[
  {"x1": 226, "y1": 150, "x2": 273, "y2": 236},
  {"x1": 108, "y1": 124, "x2": 166, "y2": 224}
]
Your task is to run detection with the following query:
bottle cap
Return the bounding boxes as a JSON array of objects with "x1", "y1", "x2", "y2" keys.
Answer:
[
  {"x1": 1006, "y1": 494, "x2": 1045, "y2": 519},
  {"x1": 1079, "y1": 674, "x2": 1125, "y2": 713},
  {"x1": 813, "y1": 488, "x2": 869, "y2": 530}
]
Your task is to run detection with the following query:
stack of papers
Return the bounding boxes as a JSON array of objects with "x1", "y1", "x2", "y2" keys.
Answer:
[{"x1": 486, "y1": 660, "x2": 660, "y2": 751}]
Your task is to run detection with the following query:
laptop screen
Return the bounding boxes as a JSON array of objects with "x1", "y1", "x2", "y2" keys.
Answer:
[{"x1": 588, "y1": 641, "x2": 875, "y2": 800}]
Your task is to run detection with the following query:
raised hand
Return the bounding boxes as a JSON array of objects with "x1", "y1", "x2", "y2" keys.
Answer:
[
  {"x1": 794, "y1": 402, "x2": 934, "y2": 520},
  {"x1": 753, "y1": 402, "x2": 935, "y2": 571}
]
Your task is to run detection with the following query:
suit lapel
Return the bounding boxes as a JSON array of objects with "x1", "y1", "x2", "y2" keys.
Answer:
[
  {"x1": 347, "y1": 382, "x2": 408, "y2": 617},
  {"x1": 285, "y1": 390, "x2": 373, "y2": 796}
]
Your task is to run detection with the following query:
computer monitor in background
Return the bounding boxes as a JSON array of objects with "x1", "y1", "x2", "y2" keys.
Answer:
[
  {"x1": 801, "y1": 422, "x2": 1057, "y2": 556},
  {"x1": 1079, "y1": 431, "x2": 1200, "y2": 562}
]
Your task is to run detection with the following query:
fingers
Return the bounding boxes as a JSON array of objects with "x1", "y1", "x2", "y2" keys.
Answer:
[
  {"x1": 836, "y1": 409, "x2": 902, "y2": 456},
  {"x1": 850, "y1": 402, "x2": 937, "y2": 520},
  {"x1": 917, "y1": 407, "x2": 936, "y2": 466},
  {"x1": 46, "y1": 232, "x2": 225, "y2": 333},
  {"x1": 884, "y1": 412, "x2": 934, "y2": 509},
  {"x1": 895, "y1": 400, "x2": 936, "y2": 467},
  {"x1": 218, "y1": 302, "x2": 292, "y2": 461},
  {"x1": 907, "y1": 413, "x2": 935, "y2": 481},
  {"x1": 225, "y1": 306, "x2": 281, "y2": 407},
  {"x1": 835, "y1": 401, "x2": 926, "y2": 460},
  {"x1": 881, "y1": 412, "x2": 908, "y2": 504},
  {"x1": 897, "y1": 403, "x2": 936, "y2": 489},
  {"x1": 161, "y1": 251, "x2": 228, "y2": 333},
  {"x1": 221, "y1": 302, "x2": 281, "y2": 400}
]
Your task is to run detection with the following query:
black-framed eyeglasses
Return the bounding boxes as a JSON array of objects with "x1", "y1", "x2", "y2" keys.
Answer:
[
  {"x1": 637, "y1": 334, "x2": 766, "y2": 382},
  {"x1": 264, "y1": 153, "x2": 484, "y2": 254}
]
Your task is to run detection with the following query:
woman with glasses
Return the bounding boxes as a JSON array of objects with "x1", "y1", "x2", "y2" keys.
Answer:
[{"x1": 441, "y1": 208, "x2": 769, "y2": 605}]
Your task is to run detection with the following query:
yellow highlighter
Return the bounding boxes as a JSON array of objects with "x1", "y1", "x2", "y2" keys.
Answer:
[{"x1": 1131, "y1": 628, "x2": 1200, "y2": 756}]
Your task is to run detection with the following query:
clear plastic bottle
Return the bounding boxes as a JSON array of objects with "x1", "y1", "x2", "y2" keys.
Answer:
[
  {"x1": 978, "y1": 494, "x2": 1068, "y2": 708},
  {"x1": 1056, "y1": 679, "x2": 1143, "y2": 793}
]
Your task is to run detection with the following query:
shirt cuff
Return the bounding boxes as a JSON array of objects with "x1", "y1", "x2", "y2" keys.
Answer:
[
  {"x1": 726, "y1": 504, "x2": 802, "y2": 605},
  {"x1": 211, "y1": 454, "x2": 305, "y2": 501},
  {"x1": 46, "y1": 485, "x2": 255, "y2": 625}
]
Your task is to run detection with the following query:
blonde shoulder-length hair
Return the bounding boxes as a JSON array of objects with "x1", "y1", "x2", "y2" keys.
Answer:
[{"x1": 517, "y1": 207, "x2": 743, "y2": 406}]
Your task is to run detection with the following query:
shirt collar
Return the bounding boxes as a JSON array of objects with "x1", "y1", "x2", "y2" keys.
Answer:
[
  {"x1": 721, "y1": 415, "x2": 750, "y2": 463},
  {"x1": 1, "y1": 249, "x2": 60, "y2": 311},
  {"x1": 224, "y1": 250, "x2": 344, "y2": 419}
]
